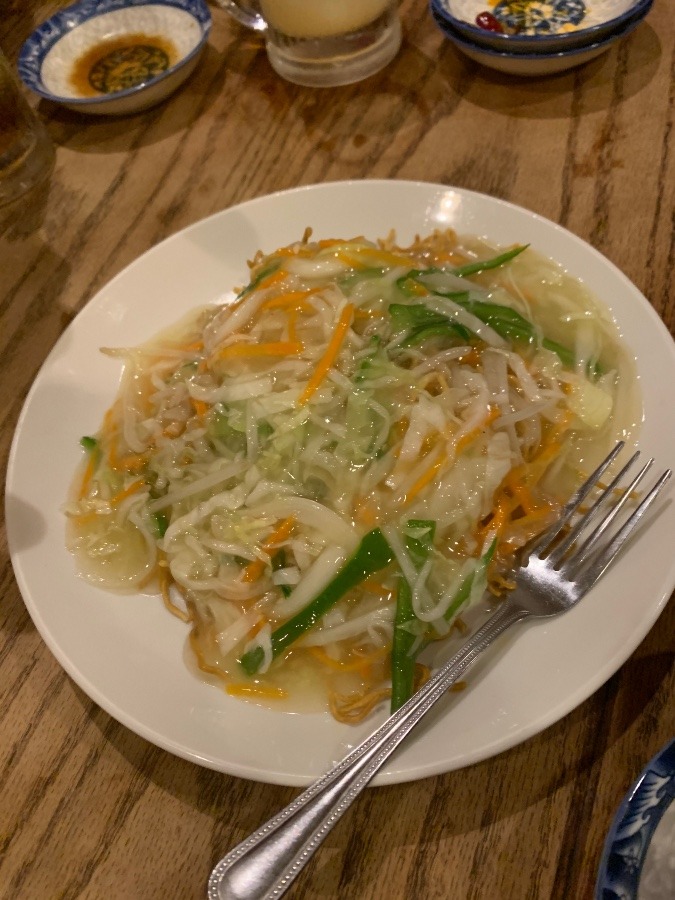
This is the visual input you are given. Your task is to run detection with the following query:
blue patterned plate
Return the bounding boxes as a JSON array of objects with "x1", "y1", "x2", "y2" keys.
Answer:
[
  {"x1": 431, "y1": 0, "x2": 653, "y2": 53},
  {"x1": 430, "y1": 4, "x2": 646, "y2": 76},
  {"x1": 597, "y1": 740, "x2": 675, "y2": 899}
]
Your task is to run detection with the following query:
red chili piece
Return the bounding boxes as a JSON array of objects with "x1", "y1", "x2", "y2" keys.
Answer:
[{"x1": 475, "y1": 11, "x2": 504, "y2": 32}]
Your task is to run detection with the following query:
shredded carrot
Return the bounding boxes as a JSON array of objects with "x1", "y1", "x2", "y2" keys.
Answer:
[
  {"x1": 226, "y1": 683, "x2": 289, "y2": 700},
  {"x1": 402, "y1": 451, "x2": 448, "y2": 506},
  {"x1": 481, "y1": 494, "x2": 511, "y2": 539},
  {"x1": 454, "y1": 407, "x2": 500, "y2": 455},
  {"x1": 255, "y1": 268, "x2": 288, "y2": 292},
  {"x1": 361, "y1": 579, "x2": 393, "y2": 599},
  {"x1": 399, "y1": 407, "x2": 500, "y2": 508},
  {"x1": 109, "y1": 479, "x2": 145, "y2": 506},
  {"x1": 310, "y1": 647, "x2": 368, "y2": 674},
  {"x1": 298, "y1": 303, "x2": 354, "y2": 405},
  {"x1": 103, "y1": 407, "x2": 116, "y2": 432},
  {"x1": 477, "y1": 435, "x2": 564, "y2": 546},
  {"x1": 317, "y1": 238, "x2": 346, "y2": 249},
  {"x1": 353, "y1": 307, "x2": 385, "y2": 320},
  {"x1": 507, "y1": 480, "x2": 535, "y2": 513},
  {"x1": 191, "y1": 398, "x2": 209, "y2": 418},
  {"x1": 217, "y1": 340, "x2": 303, "y2": 360},
  {"x1": 260, "y1": 287, "x2": 320, "y2": 312},
  {"x1": 404, "y1": 280, "x2": 429, "y2": 297},
  {"x1": 116, "y1": 453, "x2": 148, "y2": 473},
  {"x1": 267, "y1": 243, "x2": 311, "y2": 258},
  {"x1": 353, "y1": 495, "x2": 379, "y2": 528},
  {"x1": 246, "y1": 617, "x2": 269, "y2": 640},
  {"x1": 71, "y1": 509, "x2": 100, "y2": 526},
  {"x1": 457, "y1": 347, "x2": 481, "y2": 366},
  {"x1": 108, "y1": 440, "x2": 142, "y2": 472},
  {"x1": 176, "y1": 340, "x2": 203, "y2": 353},
  {"x1": 162, "y1": 422, "x2": 185, "y2": 439},
  {"x1": 241, "y1": 516, "x2": 296, "y2": 583},
  {"x1": 78, "y1": 454, "x2": 98, "y2": 500}
]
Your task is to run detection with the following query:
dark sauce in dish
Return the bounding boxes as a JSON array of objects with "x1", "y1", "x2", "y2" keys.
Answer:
[{"x1": 69, "y1": 33, "x2": 179, "y2": 96}]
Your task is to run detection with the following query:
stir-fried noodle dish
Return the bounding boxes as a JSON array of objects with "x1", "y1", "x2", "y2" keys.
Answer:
[{"x1": 66, "y1": 229, "x2": 639, "y2": 723}]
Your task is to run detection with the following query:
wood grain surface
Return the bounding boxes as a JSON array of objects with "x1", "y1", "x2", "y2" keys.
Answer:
[{"x1": 2, "y1": 2, "x2": 675, "y2": 898}]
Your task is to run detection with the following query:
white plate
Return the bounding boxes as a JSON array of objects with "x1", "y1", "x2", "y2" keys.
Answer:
[{"x1": 6, "y1": 180, "x2": 675, "y2": 786}]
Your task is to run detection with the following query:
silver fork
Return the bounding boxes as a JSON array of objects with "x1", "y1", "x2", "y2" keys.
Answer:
[{"x1": 208, "y1": 442, "x2": 671, "y2": 900}]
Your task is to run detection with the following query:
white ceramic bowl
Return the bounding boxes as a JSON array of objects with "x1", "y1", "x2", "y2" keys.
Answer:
[
  {"x1": 431, "y1": 0, "x2": 653, "y2": 53},
  {"x1": 18, "y1": 0, "x2": 211, "y2": 116},
  {"x1": 431, "y1": 4, "x2": 645, "y2": 76}
]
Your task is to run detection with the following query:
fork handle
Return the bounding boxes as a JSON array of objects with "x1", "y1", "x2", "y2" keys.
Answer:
[{"x1": 208, "y1": 601, "x2": 528, "y2": 900}]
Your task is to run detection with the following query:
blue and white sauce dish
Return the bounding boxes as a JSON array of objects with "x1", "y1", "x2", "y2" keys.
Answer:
[
  {"x1": 430, "y1": 4, "x2": 646, "y2": 76},
  {"x1": 597, "y1": 739, "x2": 675, "y2": 899},
  {"x1": 18, "y1": 0, "x2": 211, "y2": 116},
  {"x1": 431, "y1": 0, "x2": 653, "y2": 53}
]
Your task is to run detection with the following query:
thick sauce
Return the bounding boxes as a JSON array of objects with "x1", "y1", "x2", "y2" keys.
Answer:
[{"x1": 69, "y1": 33, "x2": 178, "y2": 96}]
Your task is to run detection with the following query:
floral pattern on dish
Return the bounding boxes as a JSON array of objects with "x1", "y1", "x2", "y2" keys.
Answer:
[
  {"x1": 596, "y1": 739, "x2": 675, "y2": 899},
  {"x1": 491, "y1": 0, "x2": 587, "y2": 34},
  {"x1": 441, "y1": 0, "x2": 642, "y2": 33}
]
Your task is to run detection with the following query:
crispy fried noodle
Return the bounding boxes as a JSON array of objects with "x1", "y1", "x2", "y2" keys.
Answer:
[{"x1": 66, "y1": 229, "x2": 640, "y2": 722}]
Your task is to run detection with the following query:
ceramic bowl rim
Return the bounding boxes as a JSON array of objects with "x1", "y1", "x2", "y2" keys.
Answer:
[
  {"x1": 595, "y1": 739, "x2": 675, "y2": 899},
  {"x1": 17, "y1": 0, "x2": 211, "y2": 107},
  {"x1": 430, "y1": 0, "x2": 652, "y2": 50},
  {"x1": 431, "y1": 3, "x2": 645, "y2": 60}
]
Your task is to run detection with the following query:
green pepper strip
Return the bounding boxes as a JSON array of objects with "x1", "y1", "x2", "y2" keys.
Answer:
[
  {"x1": 79, "y1": 435, "x2": 101, "y2": 476},
  {"x1": 440, "y1": 538, "x2": 496, "y2": 627},
  {"x1": 452, "y1": 296, "x2": 601, "y2": 375},
  {"x1": 390, "y1": 303, "x2": 472, "y2": 346},
  {"x1": 391, "y1": 520, "x2": 436, "y2": 713},
  {"x1": 150, "y1": 511, "x2": 169, "y2": 539},
  {"x1": 239, "y1": 528, "x2": 395, "y2": 676},
  {"x1": 339, "y1": 267, "x2": 386, "y2": 293},
  {"x1": 450, "y1": 245, "x2": 528, "y2": 278},
  {"x1": 235, "y1": 261, "x2": 281, "y2": 300},
  {"x1": 396, "y1": 269, "x2": 442, "y2": 296},
  {"x1": 394, "y1": 297, "x2": 599, "y2": 376},
  {"x1": 391, "y1": 537, "x2": 496, "y2": 712},
  {"x1": 395, "y1": 246, "x2": 528, "y2": 297},
  {"x1": 354, "y1": 335, "x2": 383, "y2": 384}
]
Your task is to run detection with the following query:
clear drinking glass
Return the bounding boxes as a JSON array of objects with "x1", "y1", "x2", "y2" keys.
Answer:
[
  {"x1": 220, "y1": 0, "x2": 402, "y2": 87},
  {"x1": 0, "y1": 46, "x2": 54, "y2": 208}
]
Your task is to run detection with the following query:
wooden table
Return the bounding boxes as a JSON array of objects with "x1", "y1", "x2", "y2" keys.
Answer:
[{"x1": 2, "y1": 2, "x2": 675, "y2": 897}]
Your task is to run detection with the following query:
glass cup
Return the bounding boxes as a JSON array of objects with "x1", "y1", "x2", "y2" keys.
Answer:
[
  {"x1": 0, "y1": 46, "x2": 54, "y2": 209},
  {"x1": 220, "y1": 0, "x2": 402, "y2": 87}
]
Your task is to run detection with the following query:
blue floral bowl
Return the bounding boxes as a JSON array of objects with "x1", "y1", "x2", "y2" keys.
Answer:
[
  {"x1": 18, "y1": 0, "x2": 211, "y2": 116},
  {"x1": 431, "y1": 0, "x2": 653, "y2": 54},
  {"x1": 597, "y1": 739, "x2": 675, "y2": 899},
  {"x1": 430, "y1": 4, "x2": 646, "y2": 75}
]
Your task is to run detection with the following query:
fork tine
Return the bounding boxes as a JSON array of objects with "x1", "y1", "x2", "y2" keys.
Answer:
[
  {"x1": 573, "y1": 468, "x2": 672, "y2": 590},
  {"x1": 529, "y1": 441, "x2": 625, "y2": 557},
  {"x1": 546, "y1": 450, "x2": 642, "y2": 567},
  {"x1": 564, "y1": 457, "x2": 654, "y2": 570}
]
